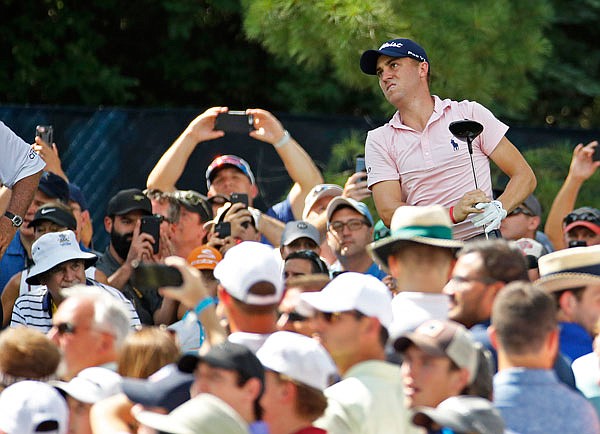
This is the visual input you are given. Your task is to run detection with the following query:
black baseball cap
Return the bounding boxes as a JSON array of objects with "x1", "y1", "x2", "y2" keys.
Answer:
[
  {"x1": 173, "y1": 190, "x2": 212, "y2": 223},
  {"x1": 122, "y1": 364, "x2": 193, "y2": 412},
  {"x1": 106, "y1": 188, "x2": 152, "y2": 216},
  {"x1": 178, "y1": 341, "x2": 264, "y2": 385},
  {"x1": 38, "y1": 171, "x2": 70, "y2": 204},
  {"x1": 29, "y1": 205, "x2": 77, "y2": 230}
]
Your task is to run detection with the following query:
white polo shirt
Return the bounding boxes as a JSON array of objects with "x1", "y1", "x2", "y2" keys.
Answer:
[{"x1": 0, "y1": 122, "x2": 46, "y2": 188}]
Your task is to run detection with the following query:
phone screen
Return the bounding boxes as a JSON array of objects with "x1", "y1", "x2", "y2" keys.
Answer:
[
  {"x1": 215, "y1": 111, "x2": 255, "y2": 134},
  {"x1": 140, "y1": 216, "x2": 160, "y2": 254}
]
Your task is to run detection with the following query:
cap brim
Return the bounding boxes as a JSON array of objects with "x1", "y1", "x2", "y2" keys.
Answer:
[
  {"x1": 26, "y1": 253, "x2": 97, "y2": 285},
  {"x1": 367, "y1": 236, "x2": 463, "y2": 274},
  {"x1": 564, "y1": 221, "x2": 600, "y2": 235},
  {"x1": 300, "y1": 291, "x2": 355, "y2": 313},
  {"x1": 412, "y1": 407, "x2": 470, "y2": 432},
  {"x1": 49, "y1": 380, "x2": 101, "y2": 404},
  {"x1": 135, "y1": 410, "x2": 189, "y2": 434},
  {"x1": 360, "y1": 50, "x2": 385, "y2": 75},
  {"x1": 394, "y1": 334, "x2": 446, "y2": 356},
  {"x1": 534, "y1": 272, "x2": 600, "y2": 293}
]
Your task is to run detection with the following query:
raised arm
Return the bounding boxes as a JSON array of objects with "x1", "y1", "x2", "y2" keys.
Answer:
[
  {"x1": 371, "y1": 179, "x2": 405, "y2": 227},
  {"x1": 545, "y1": 141, "x2": 599, "y2": 250},
  {"x1": 146, "y1": 107, "x2": 227, "y2": 192},
  {"x1": 247, "y1": 108, "x2": 324, "y2": 219}
]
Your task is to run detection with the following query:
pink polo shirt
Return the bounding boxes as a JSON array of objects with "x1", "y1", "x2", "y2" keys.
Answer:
[{"x1": 365, "y1": 96, "x2": 508, "y2": 240}]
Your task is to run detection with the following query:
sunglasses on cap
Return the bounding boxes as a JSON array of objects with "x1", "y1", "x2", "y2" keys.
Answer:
[
  {"x1": 564, "y1": 209, "x2": 600, "y2": 227},
  {"x1": 207, "y1": 194, "x2": 230, "y2": 207}
]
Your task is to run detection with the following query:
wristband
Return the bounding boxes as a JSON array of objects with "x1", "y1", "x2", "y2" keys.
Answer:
[
  {"x1": 274, "y1": 130, "x2": 291, "y2": 149},
  {"x1": 193, "y1": 297, "x2": 215, "y2": 316},
  {"x1": 250, "y1": 207, "x2": 262, "y2": 228},
  {"x1": 449, "y1": 206, "x2": 458, "y2": 224}
]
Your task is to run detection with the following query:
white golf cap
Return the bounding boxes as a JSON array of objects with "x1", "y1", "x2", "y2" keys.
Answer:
[
  {"x1": 303, "y1": 184, "x2": 343, "y2": 220},
  {"x1": 26, "y1": 230, "x2": 97, "y2": 285},
  {"x1": 257, "y1": 331, "x2": 338, "y2": 391},
  {"x1": 50, "y1": 367, "x2": 122, "y2": 404},
  {"x1": 214, "y1": 241, "x2": 284, "y2": 305},
  {"x1": 0, "y1": 381, "x2": 68, "y2": 434},
  {"x1": 300, "y1": 272, "x2": 393, "y2": 329}
]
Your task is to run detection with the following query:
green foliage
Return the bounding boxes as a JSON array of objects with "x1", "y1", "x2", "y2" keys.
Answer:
[
  {"x1": 243, "y1": 0, "x2": 553, "y2": 119},
  {"x1": 491, "y1": 142, "x2": 600, "y2": 224}
]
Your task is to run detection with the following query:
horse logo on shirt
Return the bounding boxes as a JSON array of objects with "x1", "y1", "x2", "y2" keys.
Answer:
[{"x1": 451, "y1": 139, "x2": 460, "y2": 151}]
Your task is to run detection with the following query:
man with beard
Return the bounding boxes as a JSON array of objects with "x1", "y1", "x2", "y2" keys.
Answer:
[{"x1": 96, "y1": 188, "x2": 164, "y2": 325}]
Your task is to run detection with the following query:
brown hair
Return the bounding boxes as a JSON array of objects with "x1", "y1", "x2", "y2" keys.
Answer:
[
  {"x1": 117, "y1": 326, "x2": 180, "y2": 378},
  {"x1": 0, "y1": 328, "x2": 60, "y2": 387},
  {"x1": 276, "y1": 374, "x2": 328, "y2": 421}
]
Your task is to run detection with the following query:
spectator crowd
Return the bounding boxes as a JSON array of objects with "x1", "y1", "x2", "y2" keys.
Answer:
[{"x1": 0, "y1": 37, "x2": 600, "y2": 434}]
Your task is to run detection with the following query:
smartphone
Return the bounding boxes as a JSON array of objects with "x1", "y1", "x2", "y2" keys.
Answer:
[
  {"x1": 140, "y1": 215, "x2": 160, "y2": 254},
  {"x1": 230, "y1": 193, "x2": 249, "y2": 208},
  {"x1": 214, "y1": 221, "x2": 231, "y2": 238},
  {"x1": 132, "y1": 263, "x2": 183, "y2": 289},
  {"x1": 355, "y1": 156, "x2": 367, "y2": 182},
  {"x1": 35, "y1": 125, "x2": 53, "y2": 147},
  {"x1": 215, "y1": 111, "x2": 255, "y2": 134}
]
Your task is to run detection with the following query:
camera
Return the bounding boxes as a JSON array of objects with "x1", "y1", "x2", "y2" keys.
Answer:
[
  {"x1": 35, "y1": 125, "x2": 53, "y2": 148},
  {"x1": 132, "y1": 263, "x2": 183, "y2": 289},
  {"x1": 215, "y1": 111, "x2": 255, "y2": 134}
]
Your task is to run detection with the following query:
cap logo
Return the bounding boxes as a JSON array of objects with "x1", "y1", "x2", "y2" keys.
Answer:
[
  {"x1": 58, "y1": 233, "x2": 71, "y2": 246},
  {"x1": 379, "y1": 41, "x2": 404, "y2": 50},
  {"x1": 417, "y1": 320, "x2": 445, "y2": 338},
  {"x1": 297, "y1": 222, "x2": 308, "y2": 230},
  {"x1": 40, "y1": 208, "x2": 55, "y2": 215},
  {"x1": 133, "y1": 195, "x2": 146, "y2": 202}
]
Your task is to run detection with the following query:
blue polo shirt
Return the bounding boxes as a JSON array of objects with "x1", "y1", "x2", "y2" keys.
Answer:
[{"x1": 0, "y1": 232, "x2": 28, "y2": 293}]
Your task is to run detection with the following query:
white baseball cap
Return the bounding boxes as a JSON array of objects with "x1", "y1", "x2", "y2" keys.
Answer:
[
  {"x1": 257, "y1": 331, "x2": 338, "y2": 391},
  {"x1": 302, "y1": 184, "x2": 343, "y2": 220},
  {"x1": 50, "y1": 367, "x2": 122, "y2": 404},
  {"x1": 26, "y1": 230, "x2": 97, "y2": 285},
  {"x1": 300, "y1": 272, "x2": 393, "y2": 329},
  {"x1": 0, "y1": 380, "x2": 68, "y2": 434},
  {"x1": 214, "y1": 241, "x2": 284, "y2": 305}
]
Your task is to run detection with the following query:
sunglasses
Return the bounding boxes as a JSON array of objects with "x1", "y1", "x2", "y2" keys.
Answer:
[
  {"x1": 278, "y1": 311, "x2": 309, "y2": 323},
  {"x1": 508, "y1": 206, "x2": 534, "y2": 217},
  {"x1": 564, "y1": 210, "x2": 600, "y2": 226},
  {"x1": 53, "y1": 322, "x2": 77, "y2": 335},
  {"x1": 320, "y1": 310, "x2": 365, "y2": 323}
]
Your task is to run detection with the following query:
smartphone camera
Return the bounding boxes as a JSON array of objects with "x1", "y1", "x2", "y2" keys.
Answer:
[
  {"x1": 355, "y1": 156, "x2": 367, "y2": 183},
  {"x1": 132, "y1": 263, "x2": 183, "y2": 289},
  {"x1": 35, "y1": 125, "x2": 53, "y2": 147},
  {"x1": 214, "y1": 222, "x2": 231, "y2": 239},
  {"x1": 215, "y1": 111, "x2": 255, "y2": 134},
  {"x1": 140, "y1": 215, "x2": 161, "y2": 254},
  {"x1": 230, "y1": 193, "x2": 249, "y2": 208}
]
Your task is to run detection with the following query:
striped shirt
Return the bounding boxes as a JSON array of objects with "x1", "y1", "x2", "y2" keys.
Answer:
[{"x1": 10, "y1": 278, "x2": 141, "y2": 333}]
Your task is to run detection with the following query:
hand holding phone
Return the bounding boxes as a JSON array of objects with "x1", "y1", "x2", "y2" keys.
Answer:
[
  {"x1": 214, "y1": 222, "x2": 231, "y2": 239},
  {"x1": 140, "y1": 215, "x2": 161, "y2": 254},
  {"x1": 355, "y1": 156, "x2": 367, "y2": 183},
  {"x1": 132, "y1": 263, "x2": 183, "y2": 289},
  {"x1": 215, "y1": 111, "x2": 255, "y2": 134}
]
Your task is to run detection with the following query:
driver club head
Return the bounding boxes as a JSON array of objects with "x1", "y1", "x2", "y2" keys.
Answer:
[{"x1": 449, "y1": 120, "x2": 484, "y2": 141}]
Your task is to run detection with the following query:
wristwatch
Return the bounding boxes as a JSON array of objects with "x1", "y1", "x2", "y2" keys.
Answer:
[{"x1": 4, "y1": 211, "x2": 23, "y2": 228}]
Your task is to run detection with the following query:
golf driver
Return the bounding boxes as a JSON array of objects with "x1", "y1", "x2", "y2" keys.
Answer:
[
  {"x1": 449, "y1": 119, "x2": 488, "y2": 238},
  {"x1": 449, "y1": 119, "x2": 484, "y2": 189}
]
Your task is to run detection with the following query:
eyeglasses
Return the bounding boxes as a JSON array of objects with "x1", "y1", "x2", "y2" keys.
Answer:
[
  {"x1": 319, "y1": 310, "x2": 365, "y2": 323},
  {"x1": 53, "y1": 322, "x2": 77, "y2": 335},
  {"x1": 449, "y1": 275, "x2": 498, "y2": 285},
  {"x1": 508, "y1": 206, "x2": 534, "y2": 217},
  {"x1": 328, "y1": 219, "x2": 369, "y2": 233},
  {"x1": 153, "y1": 213, "x2": 173, "y2": 224}
]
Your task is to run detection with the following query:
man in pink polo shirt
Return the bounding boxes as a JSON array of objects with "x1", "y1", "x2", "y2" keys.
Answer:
[{"x1": 360, "y1": 38, "x2": 536, "y2": 241}]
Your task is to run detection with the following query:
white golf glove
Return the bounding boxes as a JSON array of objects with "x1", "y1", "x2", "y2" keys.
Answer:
[{"x1": 469, "y1": 200, "x2": 507, "y2": 233}]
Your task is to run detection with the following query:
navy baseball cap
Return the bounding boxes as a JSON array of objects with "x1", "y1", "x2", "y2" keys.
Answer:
[
  {"x1": 38, "y1": 171, "x2": 70, "y2": 204},
  {"x1": 68, "y1": 183, "x2": 88, "y2": 211},
  {"x1": 360, "y1": 38, "x2": 429, "y2": 75}
]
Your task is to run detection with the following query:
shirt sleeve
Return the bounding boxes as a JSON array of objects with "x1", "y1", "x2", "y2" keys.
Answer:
[
  {"x1": 365, "y1": 126, "x2": 400, "y2": 189},
  {"x1": 0, "y1": 122, "x2": 46, "y2": 188}
]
